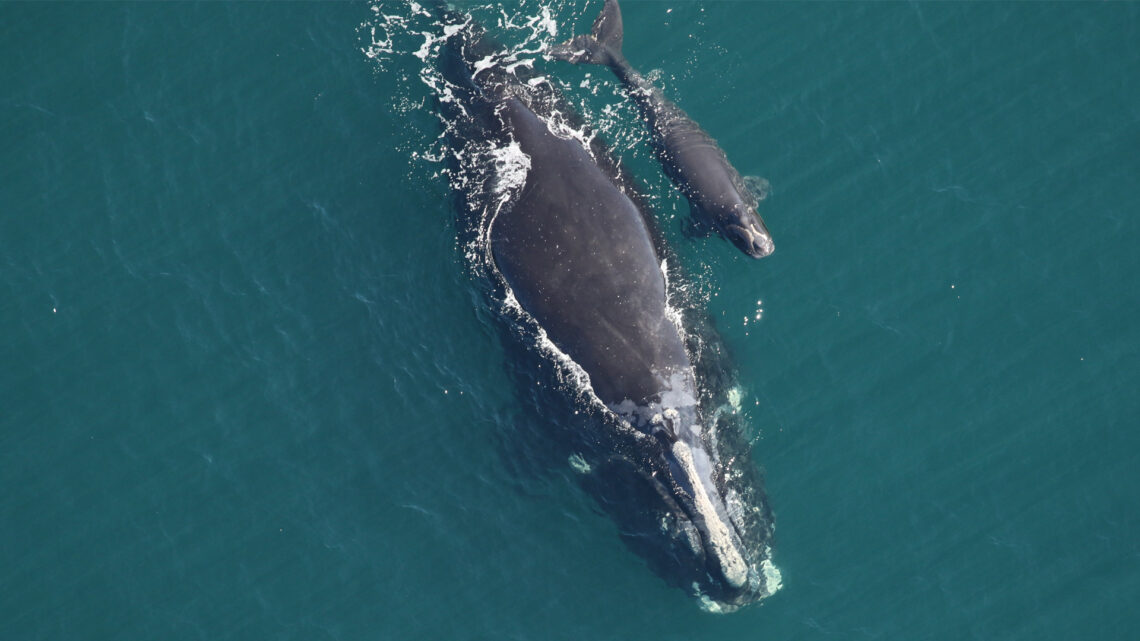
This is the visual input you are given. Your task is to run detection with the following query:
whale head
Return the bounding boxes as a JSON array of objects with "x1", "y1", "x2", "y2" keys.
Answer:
[
  {"x1": 597, "y1": 400, "x2": 780, "y2": 611},
  {"x1": 723, "y1": 211, "x2": 775, "y2": 259},
  {"x1": 693, "y1": 200, "x2": 774, "y2": 259},
  {"x1": 648, "y1": 424, "x2": 780, "y2": 610}
]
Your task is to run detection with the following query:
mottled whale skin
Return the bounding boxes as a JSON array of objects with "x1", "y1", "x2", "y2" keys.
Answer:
[
  {"x1": 435, "y1": 10, "x2": 777, "y2": 609},
  {"x1": 552, "y1": 0, "x2": 775, "y2": 259}
]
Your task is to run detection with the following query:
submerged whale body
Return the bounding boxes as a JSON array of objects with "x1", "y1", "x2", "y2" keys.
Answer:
[
  {"x1": 432, "y1": 8, "x2": 779, "y2": 610},
  {"x1": 552, "y1": 0, "x2": 775, "y2": 259}
]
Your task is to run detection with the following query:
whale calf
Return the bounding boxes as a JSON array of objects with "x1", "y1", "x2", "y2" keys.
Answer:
[
  {"x1": 432, "y1": 9, "x2": 779, "y2": 610},
  {"x1": 552, "y1": 0, "x2": 775, "y2": 259}
]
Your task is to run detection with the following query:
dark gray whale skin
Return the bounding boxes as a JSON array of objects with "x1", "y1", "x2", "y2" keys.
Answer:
[
  {"x1": 490, "y1": 98, "x2": 692, "y2": 406},
  {"x1": 552, "y1": 0, "x2": 774, "y2": 259},
  {"x1": 434, "y1": 11, "x2": 777, "y2": 609}
]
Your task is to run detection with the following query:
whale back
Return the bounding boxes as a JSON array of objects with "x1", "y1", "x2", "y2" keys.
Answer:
[{"x1": 489, "y1": 99, "x2": 691, "y2": 407}]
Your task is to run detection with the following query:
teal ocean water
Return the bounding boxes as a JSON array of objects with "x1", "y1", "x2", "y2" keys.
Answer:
[{"x1": 3, "y1": 1, "x2": 1138, "y2": 638}]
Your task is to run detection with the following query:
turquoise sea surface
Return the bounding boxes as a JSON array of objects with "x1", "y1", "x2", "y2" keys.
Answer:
[{"x1": 2, "y1": 2, "x2": 1138, "y2": 639}]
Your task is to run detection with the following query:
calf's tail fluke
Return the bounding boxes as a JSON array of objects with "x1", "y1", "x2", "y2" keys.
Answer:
[{"x1": 550, "y1": 0, "x2": 624, "y2": 66}]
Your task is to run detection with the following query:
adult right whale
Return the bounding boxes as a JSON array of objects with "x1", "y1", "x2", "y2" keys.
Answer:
[
  {"x1": 433, "y1": 7, "x2": 778, "y2": 610},
  {"x1": 552, "y1": 0, "x2": 775, "y2": 259}
]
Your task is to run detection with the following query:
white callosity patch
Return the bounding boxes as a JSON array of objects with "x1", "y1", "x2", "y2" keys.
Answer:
[
  {"x1": 670, "y1": 439, "x2": 748, "y2": 589},
  {"x1": 658, "y1": 371, "x2": 698, "y2": 426},
  {"x1": 607, "y1": 369, "x2": 697, "y2": 430}
]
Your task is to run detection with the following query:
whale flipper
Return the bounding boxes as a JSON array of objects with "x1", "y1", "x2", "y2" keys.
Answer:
[{"x1": 550, "y1": 0, "x2": 623, "y2": 65}]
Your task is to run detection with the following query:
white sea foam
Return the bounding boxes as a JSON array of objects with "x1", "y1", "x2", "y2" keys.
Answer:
[
  {"x1": 726, "y1": 386, "x2": 743, "y2": 413},
  {"x1": 471, "y1": 55, "x2": 498, "y2": 78},
  {"x1": 568, "y1": 453, "x2": 591, "y2": 474},
  {"x1": 487, "y1": 141, "x2": 531, "y2": 201},
  {"x1": 761, "y1": 555, "x2": 783, "y2": 594}
]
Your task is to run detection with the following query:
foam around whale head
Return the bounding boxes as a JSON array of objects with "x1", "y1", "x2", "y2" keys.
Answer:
[{"x1": 606, "y1": 374, "x2": 780, "y2": 610}]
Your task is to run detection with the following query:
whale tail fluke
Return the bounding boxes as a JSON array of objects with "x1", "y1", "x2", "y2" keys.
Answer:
[{"x1": 550, "y1": 0, "x2": 624, "y2": 66}]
